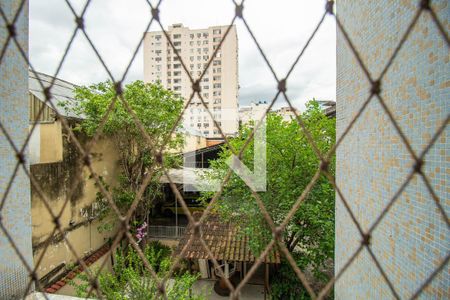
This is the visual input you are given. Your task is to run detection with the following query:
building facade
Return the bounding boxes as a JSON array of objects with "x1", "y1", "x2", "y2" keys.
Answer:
[
  {"x1": 0, "y1": 1, "x2": 33, "y2": 298},
  {"x1": 336, "y1": 1, "x2": 449, "y2": 299},
  {"x1": 143, "y1": 24, "x2": 239, "y2": 138},
  {"x1": 238, "y1": 101, "x2": 269, "y2": 126}
]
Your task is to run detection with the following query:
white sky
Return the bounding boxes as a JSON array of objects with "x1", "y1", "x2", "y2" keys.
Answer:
[{"x1": 29, "y1": 0, "x2": 336, "y2": 110}]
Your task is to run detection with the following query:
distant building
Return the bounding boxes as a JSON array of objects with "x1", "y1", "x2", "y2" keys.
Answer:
[
  {"x1": 316, "y1": 100, "x2": 336, "y2": 118},
  {"x1": 273, "y1": 106, "x2": 300, "y2": 122},
  {"x1": 143, "y1": 24, "x2": 239, "y2": 139},
  {"x1": 238, "y1": 101, "x2": 269, "y2": 126}
]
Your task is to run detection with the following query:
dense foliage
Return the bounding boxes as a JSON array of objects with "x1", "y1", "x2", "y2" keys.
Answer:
[
  {"x1": 61, "y1": 80, "x2": 184, "y2": 221},
  {"x1": 202, "y1": 101, "x2": 335, "y2": 299},
  {"x1": 72, "y1": 242, "x2": 205, "y2": 299}
]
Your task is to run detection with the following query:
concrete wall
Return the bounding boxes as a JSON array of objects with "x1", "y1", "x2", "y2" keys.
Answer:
[
  {"x1": 183, "y1": 132, "x2": 207, "y2": 153},
  {"x1": 31, "y1": 129, "x2": 120, "y2": 284},
  {"x1": 0, "y1": 0, "x2": 34, "y2": 298},
  {"x1": 336, "y1": 1, "x2": 449, "y2": 299},
  {"x1": 29, "y1": 121, "x2": 63, "y2": 165}
]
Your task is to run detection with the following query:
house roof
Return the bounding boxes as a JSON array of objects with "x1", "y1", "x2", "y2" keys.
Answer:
[
  {"x1": 174, "y1": 212, "x2": 280, "y2": 264},
  {"x1": 29, "y1": 70, "x2": 83, "y2": 119},
  {"x1": 159, "y1": 167, "x2": 209, "y2": 185}
]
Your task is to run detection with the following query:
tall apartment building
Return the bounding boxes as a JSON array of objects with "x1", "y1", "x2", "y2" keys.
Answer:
[{"x1": 143, "y1": 24, "x2": 239, "y2": 138}]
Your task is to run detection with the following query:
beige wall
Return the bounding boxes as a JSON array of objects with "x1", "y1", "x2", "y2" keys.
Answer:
[
  {"x1": 183, "y1": 132, "x2": 207, "y2": 153},
  {"x1": 40, "y1": 121, "x2": 63, "y2": 163},
  {"x1": 31, "y1": 136, "x2": 120, "y2": 280},
  {"x1": 29, "y1": 121, "x2": 63, "y2": 164}
]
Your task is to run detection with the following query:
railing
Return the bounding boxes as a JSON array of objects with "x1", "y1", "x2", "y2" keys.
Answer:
[{"x1": 147, "y1": 225, "x2": 186, "y2": 239}]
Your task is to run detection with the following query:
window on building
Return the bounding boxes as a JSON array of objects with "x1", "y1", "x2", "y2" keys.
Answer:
[
  {"x1": 173, "y1": 34, "x2": 181, "y2": 39},
  {"x1": 197, "y1": 56, "x2": 201, "y2": 61},
  {"x1": 197, "y1": 63, "x2": 201, "y2": 69},
  {"x1": 167, "y1": 71, "x2": 171, "y2": 76},
  {"x1": 155, "y1": 34, "x2": 162, "y2": 40},
  {"x1": 203, "y1": 40, "x2": 208, "y2": 45},
  {"x1": 173, "y1": 41, "x2": 181, "y2": 47},
  {"x1": 190, "y1": 56, "x2": 194, "y2": 61},
  {"x1": 213, "y1": 29, "x2": 221, "y2": 34},
  {"x1": 190, "y1": 64, "x2": 194, "y2": 70},
  {"x1": 197, "y1": 33, "x2": 201, "y2": 38},
  {"x1": 156, "y1": 65, "x2": 161, "y2": 71},
  {"x1": 203, "y1": 33, "x2": 209, "y2": 38},
  {"x1": 213, "y1": 37, "x2": 221, "y2": 43},
  {"x1": 197, "y1": 40, "x2": 201, "y2": 46},
  {"x1": 197, "y1": 48, "x2": 201, "y2": 54},
  {"x1": 155, "y1": 50, "x2": 162, "y2": 55},
  {"x1": 155, "y1": 42, "x2": 161, "y2": 46},
  {"x1": 203, "y1": 55, "x2": 209, "y2": 61},
  {"x1": 173, "y1": 64, "x2": 181, "y2": 69},
  {"x1": 190, "y1": 41, "x2": 194, "y2": 46},
  {"x1": 215, "y1": 51, "x2": 222, "y2": 58},
  {"x1": 174, "y1": 86, "x2": 181, "y2": 91},
  {"x1": 213, "y1": 83, "x2": 221, "y2": 88},
  {"x1": 174, "y1": 71, "x2": 181, "y2": 76},
  {"x1": 203, "y1": 85, "x2": 209, "y2": 90},
  {"x1": 203, "y1": 130, "x2": 209, "y2": 135},
  {"x1": 167, "y1": 79, "x2": 171, "y2": 83},
  {"x1": 190, "y1": 34, "x2": 194, "y2": 39},
  {"x1": 202, "y1": 77, "x2": 209, "y2": 82},
  {"x1": 174, "y1": 78, "x2": 181, "y2": 84},
  {"x1": 213, "y1": 76, "x2": 221, "y2": 81},
  {"x1": 203, "y1": 47, "x2": 208, "y2": 53},
  {"x1": 213, "y1": 60, "x2": 221, "y2": 66},
  {"x1": 155, "y1": 57, "x2": 161, "y2": 62},
  {"x1": 203, "y1": 93, "x2": 208, "y2": 97}
]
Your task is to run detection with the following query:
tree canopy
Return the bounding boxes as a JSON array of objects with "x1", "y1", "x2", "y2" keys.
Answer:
[
  {"x1": 202, "y1": 101, "x2": 336, "y2": 298},
  {"x1": 62, "y1": 80, "x2": 184, "y2": 220}
]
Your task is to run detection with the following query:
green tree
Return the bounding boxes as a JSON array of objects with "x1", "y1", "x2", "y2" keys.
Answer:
[
  {"x1": 202, "y1": 101, "x2": 335, "y2": 299},
  {"x1": 62, "y1": 80, "x2": 184, "y2": 222},
  {"x1": 72, "y1": 242, "x2": 206, "y2": 300}
]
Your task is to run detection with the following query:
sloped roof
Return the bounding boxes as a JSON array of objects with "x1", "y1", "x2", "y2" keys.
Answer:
[
  {"x1": 175, "y1": 212, "x2": 280, "y2": 264},
  {"x1": 29, "y1": 70, "x2": 83, "y2": 119}
]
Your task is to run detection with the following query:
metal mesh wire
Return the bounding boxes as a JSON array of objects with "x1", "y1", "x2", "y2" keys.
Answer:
[{"x1": 0, "y1": 0, "x2": 449, "y2": 299}]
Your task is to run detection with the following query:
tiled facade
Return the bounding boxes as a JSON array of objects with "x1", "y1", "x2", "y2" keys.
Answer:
[
  {"x1": 0, "y1": 0, "x2": 33, "y2": 298},
  {"x1": 336, "y1": 1, "x2": 449, "y2": 299}
]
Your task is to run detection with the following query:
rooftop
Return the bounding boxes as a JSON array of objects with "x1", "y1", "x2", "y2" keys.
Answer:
[{"x1": 175, "y1": 212, "x2": 280, "y2": 264}]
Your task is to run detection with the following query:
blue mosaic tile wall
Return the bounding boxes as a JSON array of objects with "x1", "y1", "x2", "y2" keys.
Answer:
[
  {"x1": 0, "y1": 0, "x2": 33, "y2": 298},
  {"x1": 336, "y1": 1, "x2": 449, "y2": 299}
]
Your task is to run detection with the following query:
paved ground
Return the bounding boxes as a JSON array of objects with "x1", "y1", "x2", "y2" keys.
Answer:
[{"x1": 191, "y1": 279, "x2": 265, "y2": 300}]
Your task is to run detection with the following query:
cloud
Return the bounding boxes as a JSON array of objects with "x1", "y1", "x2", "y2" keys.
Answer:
[{"x1": 30, "y1": 0, "x2": 336, "y2": 111}]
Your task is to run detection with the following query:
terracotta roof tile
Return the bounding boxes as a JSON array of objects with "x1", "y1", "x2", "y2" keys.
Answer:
[{"x1": 175, "y1": 212, "x2": 280, "y2": 264}]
